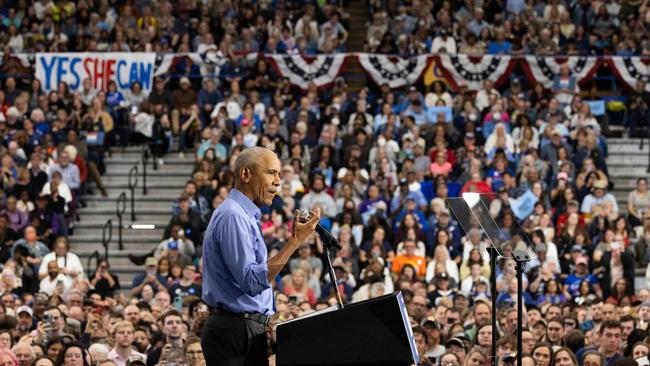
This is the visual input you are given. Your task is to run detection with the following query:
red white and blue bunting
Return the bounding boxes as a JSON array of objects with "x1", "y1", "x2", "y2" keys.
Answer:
[
  {"x1": 437, "y1": 54, "x2": 516, "y2": 90},
  {"x1": 609, "y1": 57, "x2": 650, "y2": 92},
  {"x1": 267, "y1": 54, "x2": 347, "y2": 90},
  {"x1": 357, "y1": 54, "x2": 430, "y2": 88},
  {"x1": 12, "y1": 52, "x2": 650, "y2": 92},
  {"x1": 521, "y1": 56, "x2": 601, "y2": 88}
]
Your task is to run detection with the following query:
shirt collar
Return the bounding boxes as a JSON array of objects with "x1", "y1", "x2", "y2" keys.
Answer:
[{"x1": 230, "y1": 188, "x2": 262, "y2": 222}]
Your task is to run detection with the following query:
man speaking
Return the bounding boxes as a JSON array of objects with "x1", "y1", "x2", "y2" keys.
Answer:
[{"x1": 201, "y1": 147, "x2": 320, "y2": 365}]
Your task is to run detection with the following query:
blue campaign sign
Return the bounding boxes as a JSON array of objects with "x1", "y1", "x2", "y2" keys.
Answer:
[
  {"x1": 585, "y1": 100, "x2": 606, "y2": 116},
  {"x1": 511, "y1": 190, "x2": 538, "y2": 221},
  {"x1": 427, "y1": 106, "x2": 453, "y2": 123}
]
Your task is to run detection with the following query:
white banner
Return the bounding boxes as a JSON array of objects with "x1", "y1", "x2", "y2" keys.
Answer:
[{"x1": 35, "y1": 52, "x2": 157, "y2": 93}]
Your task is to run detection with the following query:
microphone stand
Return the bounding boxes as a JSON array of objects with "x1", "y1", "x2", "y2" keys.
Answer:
[
  {"x1": 324, "y1": 247, "x2": 344, "y2": 309},
  {"x1": 487, "y1": 247, "x2": 499, "y2": 366},
  {"x1": 321, "y1": 234, "x2": 344, "y2": 310},
  {"x1": 513, "y1": 250, "x2": 531, "y2": 366}
]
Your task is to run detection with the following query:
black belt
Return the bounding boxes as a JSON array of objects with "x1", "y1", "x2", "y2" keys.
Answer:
[{"x1": 209, "y1": 306, "x2": 271, "y2": 326}]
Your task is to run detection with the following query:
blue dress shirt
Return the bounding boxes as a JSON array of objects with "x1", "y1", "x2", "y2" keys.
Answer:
[{"x1": 202, "y1": 189, "x2": 274, "y2": 315}]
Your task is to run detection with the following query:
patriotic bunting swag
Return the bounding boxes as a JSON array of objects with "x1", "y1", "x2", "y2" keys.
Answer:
[
  {"x1": 267, "y1": 54, "x2": 347, "y2": 90},
  {"x1": 12, "y1": 52, "x2": 650, "y2": 92},
  {"x1": 438, "y1": 54, "x2": 516, "y2": 90},
  {"x1": 356, "y1": 54, "x2": 430, "y2": 88},
  {"x1": 521, "y1": 56, "x2": 601, "y2": 88},
  {"x1": 609, "y1": 57, "x2": 650, "y2": 92}
]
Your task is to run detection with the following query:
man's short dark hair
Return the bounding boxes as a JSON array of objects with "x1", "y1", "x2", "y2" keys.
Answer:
[
  {"x1": 548, "y1": 316, "x2": 564, "y2": 326},
  {"x1": 599, "y1": 320, "x2": 622, "y2": 335},
  {"x1": 412, "y1": 326, "x2": 428, "y2": 344},
  {"x1": 620, "y1": 315, "x2": 636, "y2": 328},
  {"x1": 563, "y1": 330, "x2": 585, "y2": 354},
  {"x1": 161, "y1": 309, "x2": 182, "y2": 324}
]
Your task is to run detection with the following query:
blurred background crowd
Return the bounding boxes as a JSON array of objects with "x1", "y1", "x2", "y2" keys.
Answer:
[{"x1": 0, "y1": 1, "x2": 648, "y2": 366}]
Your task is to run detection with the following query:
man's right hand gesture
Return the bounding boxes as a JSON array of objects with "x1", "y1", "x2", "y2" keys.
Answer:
[{"x1": 292, "y1": 208, "x2": 321, "y2": 244}]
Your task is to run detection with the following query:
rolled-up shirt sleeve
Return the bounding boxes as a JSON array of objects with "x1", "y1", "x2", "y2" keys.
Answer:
[{"x1": 217, "y1": 214, "x2": 270, "y2": 297}]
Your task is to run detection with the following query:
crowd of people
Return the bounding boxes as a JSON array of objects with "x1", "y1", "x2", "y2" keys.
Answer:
[
  {"x1": 0, "y1": 1, "x2": 647, "y2": 366},
  {"x1": 366, "y1": 0, "x2": 650, "y2": 56}
]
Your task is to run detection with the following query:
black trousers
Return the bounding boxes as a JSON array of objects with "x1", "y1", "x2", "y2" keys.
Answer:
[{"x1": 201, "y1": 313, "x2": 269, "y2": 366}]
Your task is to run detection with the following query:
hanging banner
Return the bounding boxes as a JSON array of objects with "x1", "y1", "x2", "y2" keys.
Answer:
[
  {"x1": 609, "y1": 57, "x2": 650, "y2": 92},
  {"x1": 267, "y1": 54, "x2": 346, "y2": 90},
  {"x1": 521, "y1": 56, "x2": 601, "y2": 88},
  {"x1": 357, "y1": 54, "x2": 430, "y2": 88},
  {"x1": 423, "y1": 57, "x2": 445, "y2": 86},
  {"x1": 437, "y1": 54, "x2": 515, "y2": 91},
  {"x1": 35, "y1": 52, "x2": 156, "y2": 93}
]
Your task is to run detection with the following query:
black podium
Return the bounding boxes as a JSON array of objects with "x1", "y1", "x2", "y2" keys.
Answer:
[{"x1": 276, "y1": 292, "x2": 418, "y2": 366}]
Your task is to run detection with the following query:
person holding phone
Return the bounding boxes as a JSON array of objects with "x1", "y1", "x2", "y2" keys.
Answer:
[
  {"x1": 38, "y1": 260, "x2": 72, "y2": 297},
  {"x1": 201, "y1": 147, "x2": 320, "y2": 366}
]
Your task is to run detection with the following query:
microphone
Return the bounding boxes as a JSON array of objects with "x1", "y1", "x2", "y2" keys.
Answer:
[{"x1": 299, "y1": 210, "x2": 342, "y2": 251}]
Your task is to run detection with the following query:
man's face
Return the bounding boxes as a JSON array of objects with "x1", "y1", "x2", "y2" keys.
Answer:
[
  {"x1": 163, "y1": 315, "x2": 183, "y2": 339},
  {"x1": 601, "y1": 304, "x2": 616, "y2": 321},
  {"x1": 545, "y1": 306, "x2": 561, "y2": 320},
  {"x1": 115, "y1": 327, "x2": 134, "y2": 348},
  {"x1": 522, "y1": 331, "x2": 535, "y2": 354},
  {"x1": 447, "y1": 344, "x2": 466, "y2": 363},
  {"x1": 474, "y1": 303, "x2": 491, "y2": 324},
  {"x1": 17, "y1": 313, "x2": 32, "y2": 329},
  {"x1": 600, "y1": 327, "x2": 622, "y2": 354},
  {"x1": 506, "y1": 311, "x2": 518, "y2": 334},
  {"x1": 245, "y1": 151, "x2": 281, "y2": 206},
  {"x1": 124, "y1": 306, "x2": 140, "y2": 324},
  {"x1": 13, "y1": 344, "x2": 32, "y2": 366},
  {"x1": 621, "y1": 320, "x2": 634, "y2": 339},
  {"x1": 44, "y1": 309, "x2": 64, "y2": 332},
  {"x1": 155, "y1": 293, "x2": 170, "y2": 309},
  {"x1": 546, "y1": 321, "x2": 564, "y2": 343},
  {"x1": 47, "y1": 261, "x2": 59, "y2": 278}
]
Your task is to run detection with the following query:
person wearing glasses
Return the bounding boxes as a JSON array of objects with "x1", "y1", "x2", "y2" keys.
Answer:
[
  {"x1": 438, "y1": 352, "x2": 461, "y2": 366},
  {"x1": 184, "y1": 337, "x2": 204, "y2": 366}
]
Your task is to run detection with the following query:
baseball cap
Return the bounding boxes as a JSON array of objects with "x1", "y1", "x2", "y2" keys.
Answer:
[
  {"x1": 179, "y1": 77, "x2": 191, "y2": 85},
  {"x1": 445, "y1": 337, "x2": 465, "y2": 349},
  {"x1": 575, "y1": 256, "x2": 588, "y2": 266},
  {"x1": 465, "y1": 132, "x2": 475, "y2": 139},
  {"x1": 127, "y1": 354, "x2": 146, "y2": 366},
  {"x1": 144, "y1": 257, "x2": 158, "y2": 267},
  {"x1": 570, "y1": 245, "x2": 584, "y2": 253},
  {"x1": 594, "y1": 180, "x2": 607, "y2": 189},
  {"x1": 399, "y1": 177, "x2": 408, "y2": 185},
  {"x1": 16, "y1": 305, "x2": 32, "y2": 317},
  {"x1": 422, "y1": 319, "x2": 441, "y2": 329},
  {"x1": 455, "y1": 291, "x2": 469, "y2": 299},
  {"x1": 436, "y1": 272, "x2": 449, "y2": 281}
]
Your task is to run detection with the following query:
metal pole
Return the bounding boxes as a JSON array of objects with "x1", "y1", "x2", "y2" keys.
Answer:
[
  {"x1": 324, "y1": 248, "x2": 344, "y2": 310},
  {"x1": 117, "y1": 192, "x2": 126, "y2": 250},
  {"x1": 142, "y1": 148, "x2": 148, "y2": 195},
  {"x1": 128, "y1": 166, "x2": 138, "y2": 222},
  {"x1": 647, "y1": 124, "x2": 650, "y2": 172},
  {"x1": 516, "y1": 260, "x2": 524, "y2": 366},
  {"x1": 489, "y1": 247, "x2": 498, "y2": 366}
]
